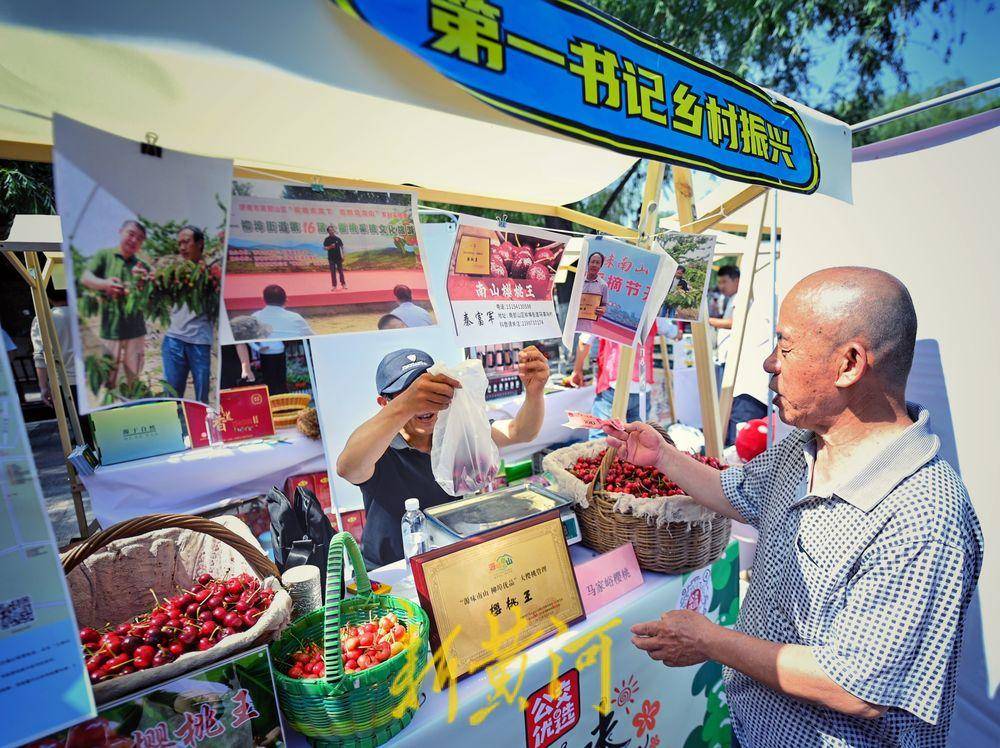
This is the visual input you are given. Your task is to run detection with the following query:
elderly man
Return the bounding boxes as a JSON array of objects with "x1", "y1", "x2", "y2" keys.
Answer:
[
  {"x1": 608, "y1": 267, "x2": 982, "y2": 748},
  {"x1": 162, "y1": 225, "x2": 217, "y2": 402}
]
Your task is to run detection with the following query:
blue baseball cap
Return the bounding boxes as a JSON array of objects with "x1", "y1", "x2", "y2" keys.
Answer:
[{"x1": 376, "y1": 348, "x2": 435, "y2": 396}]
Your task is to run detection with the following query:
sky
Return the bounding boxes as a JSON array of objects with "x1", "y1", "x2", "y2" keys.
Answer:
[{"x1": 807, "y1": 0, "x2": 999, "y2": 110}]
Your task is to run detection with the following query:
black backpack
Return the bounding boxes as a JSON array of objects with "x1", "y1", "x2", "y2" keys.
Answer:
[{"x1": 266, "y1": 484, "x2": 336, "y2": 598}]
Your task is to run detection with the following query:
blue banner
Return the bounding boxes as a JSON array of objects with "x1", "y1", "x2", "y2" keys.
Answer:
[{"x1": 336, "y1": 0, "x2": 820, "y2": 194}]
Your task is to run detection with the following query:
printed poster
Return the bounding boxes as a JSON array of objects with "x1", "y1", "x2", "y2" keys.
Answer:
[
  {"x1": 0, "y1": 328, "x2": 95, "y2": 745},
  {"x1": 53, "y1": 115, "x2": 232, "y2": 412},
  {"x1": 446, "y1": 216, "x2": 565, "y2": 346},
  {"x1": 562, "y1": 235, "x2": 675, "y2": 349},
  {"x1": 223, "y1": 179, "x2": 436, "y2": 341},
  {"x1": 33, "y1": 646, "x2": 283, "y2": 748},
  {"x1": 656, "y1": 231, "x2": 719, "y2": 321}
]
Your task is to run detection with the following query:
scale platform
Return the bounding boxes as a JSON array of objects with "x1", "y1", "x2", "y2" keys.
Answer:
[{"x1": 423, "y1": 484, "x2": 582, "y2": 549}]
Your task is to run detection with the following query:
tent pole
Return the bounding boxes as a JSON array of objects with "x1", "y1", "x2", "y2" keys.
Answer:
[
  {"x1": 851, "y1": 76, "x2": 1000, "y2": 133},
  {"x1": 609, "y1": 160, "x2": 664, "y2": 422},
  {"x1": 719, "y1": 190, "x2": 769, "y2": 428},
  {"x1": 23, "y1": 251, "x2": 89, "y2": 539},
  {"x1": 658, "y1": 335, "x2": 677, "y2": 423},
  {"x1": 673, "y1": 167, "x2": 725, "y2": 458},
  {"x1": 767, "y1": 192, "x2": 779, "y2": 448}
]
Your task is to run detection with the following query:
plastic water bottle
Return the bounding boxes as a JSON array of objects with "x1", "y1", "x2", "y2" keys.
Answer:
[{"x1": 401, "y1": 498, "x2": 427, "y2": 574}]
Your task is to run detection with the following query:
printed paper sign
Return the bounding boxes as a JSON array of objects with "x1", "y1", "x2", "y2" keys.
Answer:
[
  {"x1": 446, "y1": 215, "x2": 566, "y2": 347},
  {"x1": 35, "y1": 647, "x2": 282, "y2": 748},
  {"x1": 224, "y1": 178, "x2": 436, "y2": 340},
  {"x1": 0, "y1": 329, "x2": 95, "y2": 744},
  {"x1": 562, "y1": 235, "x2": 676, "y2": 349},
  {"x1": 657, "y1": 231, "x2": 719, "y2": 322},
  {"x1": 573, "y1": 542, "x2": 644, "y2": 615},
  {"x1": 54, "y1": 115, "x2": 232, "y2": 412}
]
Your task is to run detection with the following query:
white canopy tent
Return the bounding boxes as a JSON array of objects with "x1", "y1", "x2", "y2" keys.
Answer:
[
  {"x1": 733, "y1": 110, "x2": 1000, "y2": 745},
  {"x1": 0, "y1": 0, "x2": 849, "y2": 209}
]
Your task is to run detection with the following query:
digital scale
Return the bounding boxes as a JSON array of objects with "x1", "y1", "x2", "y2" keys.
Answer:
[{"x1": 423, "y1": 484, "x2": 582, "y2": 549}]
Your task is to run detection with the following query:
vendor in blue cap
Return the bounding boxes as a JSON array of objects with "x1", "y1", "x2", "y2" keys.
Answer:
[{"x1": 337, "y1": 345, "x2": 550, "y2": 568}]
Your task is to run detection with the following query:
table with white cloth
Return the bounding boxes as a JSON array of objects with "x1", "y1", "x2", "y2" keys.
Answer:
[
  {"x1": 79, "y1": 428, "x2": 327, "y2": 526},
  {"x1": 489, "y1": 385, "x2": 596, "y2": 463},
  {"x1": 287, "y1": 541, "x2": 739, "y2": 748}
]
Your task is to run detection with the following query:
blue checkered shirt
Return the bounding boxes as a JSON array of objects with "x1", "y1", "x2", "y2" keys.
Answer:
[{"x1": 721, "y1": 404, "x2": 983, "y2": 748}]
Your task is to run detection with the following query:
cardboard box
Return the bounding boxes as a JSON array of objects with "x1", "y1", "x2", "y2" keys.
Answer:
[
  {"x1": 91, "y1": 402, "x2": 186, "y2": 465},
  {"x1": 218, "y1": 385, "x2": 275, "y2": 442}
]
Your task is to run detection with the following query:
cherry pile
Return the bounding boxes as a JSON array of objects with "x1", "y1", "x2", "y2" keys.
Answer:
[
  {"x1": 570, "y1": 449, "x2": 725, "y2": 498},
  {"x1": 80, "y1": 572, "x2": 275, "y2": 684},
  {"x1": 284, "y1": 612, "x2": 412, "y2": 679}
]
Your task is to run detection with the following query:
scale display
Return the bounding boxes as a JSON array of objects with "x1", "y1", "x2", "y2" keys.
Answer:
[{"x1": 425, "y1": 485, "x2": 576, "y2": 540}]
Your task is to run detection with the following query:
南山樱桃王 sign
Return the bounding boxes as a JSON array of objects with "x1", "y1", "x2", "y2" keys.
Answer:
[{"x1": 336, "y1": 0, "x2": 821, "y2": 193}]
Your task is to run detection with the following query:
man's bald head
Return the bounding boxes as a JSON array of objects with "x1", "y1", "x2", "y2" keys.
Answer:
[{"x1": 787, "y1": 267, "x2": 917, "y2": 387}]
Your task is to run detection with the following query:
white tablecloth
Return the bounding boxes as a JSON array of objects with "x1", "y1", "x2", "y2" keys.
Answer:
[
  {"x1": 80, "y1": 428, "x2": 327, "y2": 527},
  {"x1": 488, "y1": 385, "x2": 596, "y2": 463}
]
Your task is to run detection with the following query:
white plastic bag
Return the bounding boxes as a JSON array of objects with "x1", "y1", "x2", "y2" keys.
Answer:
[{"x1": 430, "y1": 359, "x2": 500, "y2": 495}]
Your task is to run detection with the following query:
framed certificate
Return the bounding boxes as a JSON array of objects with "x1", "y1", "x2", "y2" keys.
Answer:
[
  {"x1": 410, "y1": 510, "x2": 585, "y2": 681},
  {"x1": 454, "y1": 234, "x2": 492, "y2": 275},
  {"x1": 578, "y1": 292, "x2": 602, "y2": 320}
]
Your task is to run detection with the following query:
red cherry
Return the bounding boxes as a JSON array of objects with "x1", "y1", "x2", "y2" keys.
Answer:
[
  {"x1": 200, "y1": 620, "x2": 218, "y2": 637},
  {"x1": 169, "y1": 642, "x2": 185, "y2": 656},
  {"x1": 197, "y1": 573, "x2": 213, "y2": 586},
  {"x1": 224, "y1": 612, "x2": 244, "y2": 630},
  {"x1": 197, "y1": 638, "x2": 213, "y2": 651}
]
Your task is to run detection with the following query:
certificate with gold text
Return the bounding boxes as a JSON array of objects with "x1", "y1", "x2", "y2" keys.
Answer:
[{"x1": 411, "y1": 511, "x2": 584, "y2": 680}]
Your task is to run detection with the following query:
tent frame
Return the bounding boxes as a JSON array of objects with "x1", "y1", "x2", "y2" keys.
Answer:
[{"x1": 2, "y1": 140, "x2": 769, "y2": 541}]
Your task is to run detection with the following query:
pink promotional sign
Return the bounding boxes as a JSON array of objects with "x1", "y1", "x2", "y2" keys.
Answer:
[{"x1": 573, "y1": 542, "x2": 644, "y2": 615}]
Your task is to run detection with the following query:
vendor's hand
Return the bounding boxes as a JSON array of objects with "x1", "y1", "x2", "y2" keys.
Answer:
[
  {"x1": 604, "y1": 421, "x2": 669, "y2": 468},
  {"x1": 131, "y1": 265, "x2": 149, "y2": 281},
  {"x1": 595, "y1": 305, "x2": 607, "y2": 319},
  {"x1": 393, "y1": 372, "x2": 461, "y2": 417},
  {"x1": 241, "y1": 365, "x2": 255, "y2": 383},
  {"x1": 518, "y1": 345, "x2": 549, "y2": 396},
  {"x1": 631, "y1": 610, "x2": 714, "y2": 667},
  {"x1": 569, "y1": 370, "x2": 585, "y2": 388},
  {"x1": 39, "y1": 384, "x2": 53, "y2": 407}
]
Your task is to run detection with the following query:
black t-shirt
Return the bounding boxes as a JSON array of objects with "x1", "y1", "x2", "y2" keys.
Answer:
[
  {"x1": 324, "y1": 234, "x2": 344, "y2": 261},
  {"x1": 357, "y1": 435, "x2": 455, "y2": 568}
]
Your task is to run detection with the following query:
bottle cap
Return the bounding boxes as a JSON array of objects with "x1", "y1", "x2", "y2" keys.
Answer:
[{"x1": 405, "y1": 498, "x2": 420, "y2": 511}]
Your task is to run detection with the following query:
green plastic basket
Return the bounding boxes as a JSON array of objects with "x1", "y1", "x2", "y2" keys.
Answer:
[{"x1": 270, "y1": 532, "x2": 430, "y2": 746}]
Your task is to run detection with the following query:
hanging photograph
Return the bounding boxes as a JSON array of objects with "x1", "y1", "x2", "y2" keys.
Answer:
[
  {"x1": 655, "y1": 231, "x2": 719, "y2": 321},
  {"x1": 223, "y1": 179, "x2": 436, "y2": 341},
  {"x1": 445, "y1": 215, "x2": 565, "y2": 347},
  {"x1": 53, "y1": 115, "x2": 232, "y2": 413},
  {"x1": 562, "y1": 235, "x2": 676, "y2": 349}
]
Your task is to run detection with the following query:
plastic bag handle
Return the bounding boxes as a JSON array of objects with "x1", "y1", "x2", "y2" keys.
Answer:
[{"x1": 323, "y1": 531, "x2": 371, "y2": 682}]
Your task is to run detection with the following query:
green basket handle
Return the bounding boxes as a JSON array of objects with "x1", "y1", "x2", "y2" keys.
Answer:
[{"x1": 323, "y1": 531, "x2": 372, "y2": 682}]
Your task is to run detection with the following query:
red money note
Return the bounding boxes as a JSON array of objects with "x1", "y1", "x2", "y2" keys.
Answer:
[{"x1": 564, "y1": 410, "x2": 625, "y2": 432}]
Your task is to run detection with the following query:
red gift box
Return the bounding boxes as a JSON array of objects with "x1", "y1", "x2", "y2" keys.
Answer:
[
  {"x1": 341, "y1": 509, "x2": 366, "y2": 545},
  {"x1": 218, "y1": 385, "x2": 275, "y2": 442},
  {"x1": 182, "y1": 401, "x2": 210, "y2": 449}
]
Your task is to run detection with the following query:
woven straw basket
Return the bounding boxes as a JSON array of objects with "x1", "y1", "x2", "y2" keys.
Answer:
[
  {"x1": 544, "y1": 424, "x2": 730, "y2": 575},
  {"x1": 271, "y1": 392, "x2": 312, "y2": 428},
  {"x1": 62, "y1": 513, "x2": 292, "y2": 704}
]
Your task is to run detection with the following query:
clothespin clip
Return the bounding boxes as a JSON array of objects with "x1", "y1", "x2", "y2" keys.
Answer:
[
  {"x1": 497, "y1": 213, "x2": 508, "y2": 229},
  {"x1": 140, "y1": 132, "x2": 162, "y2": 158},
  {"x1": 310, "y1": 177, "x2": 324, "y2": 193}
]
